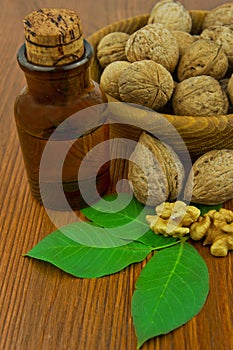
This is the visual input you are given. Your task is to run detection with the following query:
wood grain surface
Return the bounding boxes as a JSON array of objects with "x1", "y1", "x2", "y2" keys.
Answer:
[{"x1": 0, "y1": 1, "x2": 232, "y2": 350}]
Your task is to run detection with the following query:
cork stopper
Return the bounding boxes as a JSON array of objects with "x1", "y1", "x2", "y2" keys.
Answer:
[{"x1": 23, "y1": 8, "x2": 84, "y2": 66}]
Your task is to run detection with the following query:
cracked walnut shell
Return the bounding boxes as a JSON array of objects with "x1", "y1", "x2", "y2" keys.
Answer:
[
  {"x1": 177, "y1": 39, "x2": 228, "y2": 82},
  {"x1": 125, "y1": 23, "x2": 179, "y2": 73},
  {"x1": 184, "y1": 149, "x2": 233, "y2": 205},
  {"x1": 148, "y1": 0, "x2": 192, "y2": 33},
  {"x1": 97, "y1": 31, "x2": 129, "y2": 68},
  {"x1": 119, "y1": 60, "x2": 174, "y2": 110},
  {"x1": 172, "y1": 75, "x2": 229, "y2": 116}
]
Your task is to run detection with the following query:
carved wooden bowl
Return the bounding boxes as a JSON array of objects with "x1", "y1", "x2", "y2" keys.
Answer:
[{"x1": 88, "y1": 11, "x2": 233, "y2": 162}]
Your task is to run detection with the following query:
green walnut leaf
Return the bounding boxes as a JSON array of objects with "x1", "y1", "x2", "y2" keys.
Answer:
[
  {"x1": 81, "y1": 193, "x2": 178, "y2": 248},
  {"x1": 191, "y1": 202, "x2": 222, "y2": 216},
  {"x1": 132, "y1": 241, "x2": 209, "y2": 349},
  {"x1": 25, "y1": 193, "x2": 181, "y2": 277},
  {"x1": 25, "y1": 227, "x2": 153, "y2": 278}
]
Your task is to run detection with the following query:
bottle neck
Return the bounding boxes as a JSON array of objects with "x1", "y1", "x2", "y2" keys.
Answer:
[{"x1": 17, "y1": 39, "x2": 94, "y2": 104}]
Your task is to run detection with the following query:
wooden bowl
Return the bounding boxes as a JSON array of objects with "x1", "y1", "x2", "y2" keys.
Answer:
[{"x1": 88, "y1": 11, "x2": 233, "y2": 162}]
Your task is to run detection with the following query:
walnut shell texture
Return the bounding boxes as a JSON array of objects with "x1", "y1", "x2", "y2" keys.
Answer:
[
  {"x1": 125, "y1": 23, "x2": 179, "y2": 73},
  {"x1": 118, "y1": 60, "x2": 174, "y2": 110},
  {"x1": 200, "y1": 25, "x2": 233, "y2": 67},
  {"x1": 184, "y1": 149, "x2": 233, "y2": 205},
  {"x1": 177, "y1": 39, "x2": 228, "y2": 82},
  {"x1": 97, "y1": 31, "x2": 129, "y2": 68},
  {"x1": 128, "y1": 132, "x2": 185, "y2": 206},
  {"x1": 227, "y1": 74, "x2": 233, "y2": 105},
  {"x1": 202, "y1": 3, "x2": 233, "y2": 30},
  {"x1": 148, "y1": 0, "x2": 192, "y2": 32},
  {"x1": 171, "y1": 30, "x2": 197, "y2": 56},
  {"x1": 172, "y1": 75, "x2": 229, "y2": 116},
  {"x1": 100, "y1": 61, "x2": 130, "y2": 99}
]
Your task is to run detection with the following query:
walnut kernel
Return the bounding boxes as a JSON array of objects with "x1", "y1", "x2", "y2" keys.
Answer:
[
  {"x1": 190, "y1": 208, "x2": 233, "y2": 256},
  {"x1": 146, "y1": 201, "x2": 200, "y2": 238}
]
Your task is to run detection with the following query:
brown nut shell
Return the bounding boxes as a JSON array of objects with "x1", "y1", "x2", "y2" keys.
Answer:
[
  {"x1": 184, "y1": 149, "x2": 233, "y2": 205},
  {"x1": 177, "y1": 39, "x2": 228, "y2": 82},
  {"x1": 125, "y1": 23, "x2": 179, "y2": 73},
  {"x1": 128, "y1": 132, "x2": 185, "y2": 206},
  {"x1": 200, "y1": 25, "x2": 233, "y2": 67},
  {"x1": 97, "y1": 32, "x2": 129, "y2": 68},
  {"x1": 172, "y1": 75, "x2": 229, "y2": 116},
  {"x1": 100, "y1": 61, "x2": 130, "y2": 99},
  {"x1": 119, "y1": 60, "x2": 174, "y2": 110},
  {"x1": 202, "y1": 3, "x2": 233, "y2": 30},
  {"x1": 171, "y1": 31, "x2": 197, "y2": 56},
  {"x1": 148, "y1": 0, "x2": 192, "y2": 32}
]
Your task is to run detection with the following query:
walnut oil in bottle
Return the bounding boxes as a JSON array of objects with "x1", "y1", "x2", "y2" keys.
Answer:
[{"x1": 14, "y1": 8, "x2": 109, "y2": 210}]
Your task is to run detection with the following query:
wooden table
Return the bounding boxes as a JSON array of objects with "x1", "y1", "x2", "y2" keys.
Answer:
[{"x1": 1, "y1": 0, "x2": 232, "y2": 349}]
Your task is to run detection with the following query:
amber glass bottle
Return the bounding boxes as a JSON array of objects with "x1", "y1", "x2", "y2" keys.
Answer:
[{"x1": 14, "y1": 9, "x2": 109, "y2": 210}]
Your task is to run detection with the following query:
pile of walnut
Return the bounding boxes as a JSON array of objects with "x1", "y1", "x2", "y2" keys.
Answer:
[
  {"x1": 97, "y1": 0, "x2": 233, "y2": 115},
  {"x1": 146, "y1": 201, "x2": 233, "y2": 257}
]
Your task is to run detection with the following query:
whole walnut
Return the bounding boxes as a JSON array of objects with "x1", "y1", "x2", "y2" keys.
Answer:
[
  {"x1": 119, "y1": 60, "x2": 174, "y2": 110},
  {"x1": 171, "y1": 30, "x2": 197, "y2": 56},
  {"x1": 200, "y1": 25, "x2": 233, "y2": 67},
  {"x1": 128, "y1": 132, "x2": 185, "y2": 206},
  {"x1": 97, "y1": 32, "x2": 129, "y2": 68},
  {"x1": 227, "y1": 74, "x2": 233, "y2": 105},
  {"x1": 177, "y1": 39, "x2": 228, "y2": 81},
  {"x1": 172, "y1": 75, "x2": 229, "y2": 116},
  {"x1": 148, "y1": 0, "x2": 192, "y2": 32},
  {"x1": 125, "y1": 23, "x2": 179, "y2": 73},
  {"x1": 202, "y1": 3, "x2": 233, "y2": 30},
  {"x1": 100, "y1": 61, "x2": 130, "y2": 99},
  {"x1": 184, "y1": 149, "x2": 233, "y2": 205}
]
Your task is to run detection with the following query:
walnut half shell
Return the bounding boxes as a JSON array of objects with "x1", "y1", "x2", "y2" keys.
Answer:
[{"x1": 128, "y1": 132, "x2": 185, "y2": 206}]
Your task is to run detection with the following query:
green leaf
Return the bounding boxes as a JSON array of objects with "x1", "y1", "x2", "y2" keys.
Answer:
[
  {"x1": 132, "y1": 242, "x2": 209, "y2": 348},
  {"x1": 81, "y1": 192, "x2": 154, "y2": 227},
  {"x1": 191, "y1": 203, "x2": 222, "y2": 216},
  {"x1": 136, "y1": 229, "x2": 179, "y2": 249},
  {"x1": 81, "y1": 193, "x2": 178, "y2": 248},
  {"x1": 25, "y1": 226, "x2": 153, "y2": 278}
]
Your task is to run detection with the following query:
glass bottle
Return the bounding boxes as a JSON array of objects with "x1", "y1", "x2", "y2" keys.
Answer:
[{"x1": 14, "y1": 9, "x2": 110, "y2": 211}]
